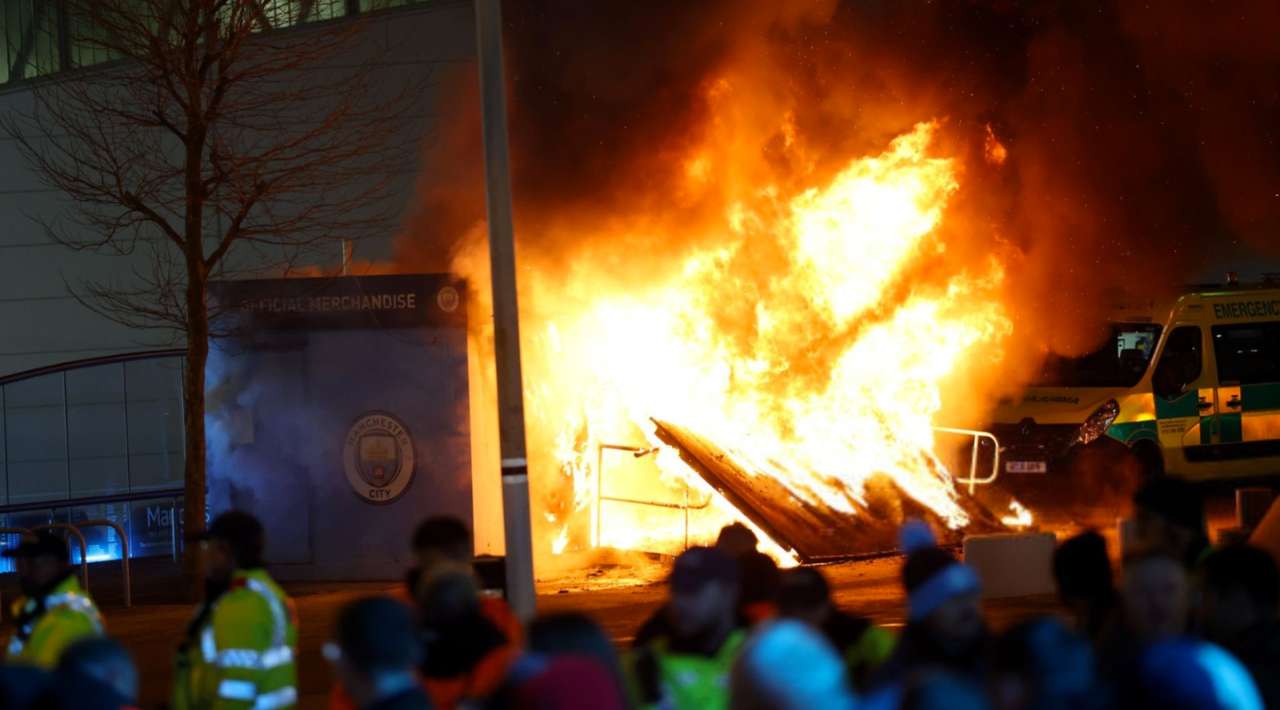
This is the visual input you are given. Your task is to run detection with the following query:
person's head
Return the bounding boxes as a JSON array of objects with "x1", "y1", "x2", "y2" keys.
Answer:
[
  {"x1": 528, "y1": 613, "x2": 627, "y2": 702},
  {"x1": 4, "y1": 532, "x2": 72, "y2": 596},
  {"x1": 412, "y1": 515, "x2": 473, "y2": 572},
  {"x1": 716, "y1": 523, "x2": 758, "y2": 558},
  {"x1": 1053, "y1": 531, "x2": 1113, "y2": 606},
  {"x1": 194, "y1": 511, "x2": 265, "y2": 582},
  {"x1": 327, "y1": 597, "x2": 422, "y2": 706},
  {"x1": 1199, "y1": 544, "x2": 1280, "y2": 644},
  {"x1": 512, "y1": 656, "x2": 628, "y2": 710},
  {"x1": 730, "y1": 619, "x2": 856, "y2": 710},
  {"x1": 1122, "y1": 638, "x2": 1264, "y2": 710},
  {"x1": 738, "y1": 550, "x2": 781, "y2": 615},
  {"x1": 667, "y1": 546, "x2": 740, "y2": 640},
  {"x1": 902, "y1": 671, "x2": 990, "y2": 710},
  {"x1": 988, "y1": 617, "x2": 1097, "y2": 710},
  {"x1": 419, "y1": 570, "x2": 481, "y2": 627},
  {"x1": 901, "y1": 522, "x2": 984, "y2": 657},
  {"x1": 1122, "y1": 550, "x2": 1189, "y2": 641},
  {"x1": 777, "y1": 567, "x2": 834, "y2": 627},
  {"x1": 55, "y1": 637, "x2": 139, "y2": 706},
  {"x1": 1133, "y1": 477, "x2": 1206, "y2": 565},
  {"x1": 529, "y1": 612, "x2": 622, "y2": 672}
]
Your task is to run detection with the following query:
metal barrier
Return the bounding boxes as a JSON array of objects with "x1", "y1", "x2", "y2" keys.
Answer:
[
  {"x1": 0, "y1": 521, "x2": 135, "y2": 607},
  {"x1": 593, "y1": 443, "x2": 712, "y2": 551},
  {"x1": 592, "y1": 429, "x2": 1001, "y2": 552},
  {"x1": 933, "y1": 426, "x2": 1002, "y2": 495},
  {"x1": 77, "y1": 519, "x2": 131, "y2": 607}
]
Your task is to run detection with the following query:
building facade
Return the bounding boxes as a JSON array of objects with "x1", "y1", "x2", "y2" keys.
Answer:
[{"x1": 0, "y1": 0, "x2": 498, "y2": 565}]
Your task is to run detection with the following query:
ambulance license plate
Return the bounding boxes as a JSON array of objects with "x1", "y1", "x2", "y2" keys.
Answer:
[{"x1": 1005, "y1": 460, "x2": 1047, "y2": 474}]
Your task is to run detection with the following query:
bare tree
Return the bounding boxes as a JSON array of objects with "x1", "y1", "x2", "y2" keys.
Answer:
[{"x1": 2, "y1": 0, "x2": 419, "y2": 580}]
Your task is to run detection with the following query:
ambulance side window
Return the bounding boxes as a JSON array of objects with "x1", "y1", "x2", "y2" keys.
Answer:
[
  {"x1": 1153, "y1": 326, "x2": 1202, "y2": 400},
  {"x1": 1213, "y1": 323, "x2": 1280, "y2": 385}
]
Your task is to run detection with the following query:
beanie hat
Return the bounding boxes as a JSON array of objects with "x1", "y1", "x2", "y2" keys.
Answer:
[
  {"x1": 899, "y1": 520, "x2": 981, "y2": 621},
  {"x1": 733, "y1": 619, "x2": 857, "y2": 710},
  {"x1": 670, "y1": 546, "x2": 740, "y2": 594},
  {"x1": 336, "y1": 596, "x2": 420, "y2": 673}
]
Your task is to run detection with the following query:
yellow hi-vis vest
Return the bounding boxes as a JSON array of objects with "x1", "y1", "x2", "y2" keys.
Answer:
[
  {"x1": 5, "y1": 573, "x2": 104, "y2": 668},
  {"x1": 173, "y1": 568, "x2": 299, "y2": 710}
]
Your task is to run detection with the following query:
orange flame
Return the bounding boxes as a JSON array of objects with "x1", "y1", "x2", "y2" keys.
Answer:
[
  {"x1": 1000, "y1": 500, "x2": 1034, "y2": 529},
  {"x1": 984, "y1": 123, "x2": 1008, "y2": 166},
  {"x1": 511, "y1": 120, "x2": 1016, "y2": 564}
]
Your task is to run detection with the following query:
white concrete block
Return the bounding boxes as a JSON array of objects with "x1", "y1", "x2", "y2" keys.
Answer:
[{"x1": 963, "y1": 532, "x2": 1057, "y2": 599}]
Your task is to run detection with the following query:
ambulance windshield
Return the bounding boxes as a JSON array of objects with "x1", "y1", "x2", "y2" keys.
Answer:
[{"x1": 1033, "y1": 323, "x2": 1163, "y2": 387}]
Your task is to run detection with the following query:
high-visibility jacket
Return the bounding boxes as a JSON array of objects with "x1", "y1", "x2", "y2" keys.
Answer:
[
  {"x1": 5, "y1": 573, "x2": 104, "y2": 668},
  {"x1": 629, "y1": 630, "x2": 747, "y2": 710},
  {"x1": 173, "y1": 568, "x2": 298, "y2": 710}
]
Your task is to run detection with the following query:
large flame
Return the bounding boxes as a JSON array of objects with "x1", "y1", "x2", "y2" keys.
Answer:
[{"x1": 513, "y1": 119, "x2": 1016, "y2": 564}]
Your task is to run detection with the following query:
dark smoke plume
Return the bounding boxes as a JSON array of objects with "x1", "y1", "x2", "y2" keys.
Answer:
[{"x1": 401, "y1": 0, "x2": 1280, "y2": 305}]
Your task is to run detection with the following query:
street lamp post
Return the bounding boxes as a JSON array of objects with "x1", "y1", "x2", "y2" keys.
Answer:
[{"x1": 473, "y1": 0, "x2": 537, "y2": 619}]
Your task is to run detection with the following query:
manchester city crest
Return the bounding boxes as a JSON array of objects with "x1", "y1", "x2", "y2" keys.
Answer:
[{"x1": 343, "y1": 412, "x2": 416, "y2": 504}]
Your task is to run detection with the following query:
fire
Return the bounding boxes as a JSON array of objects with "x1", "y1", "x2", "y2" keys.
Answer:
[
  {"x1": 516, "y1": 119, "x2": 1018, "y2": 564},
  {"x1": 1000, "y1": 501, "x2": 1034, "y2": 530},
  {"x1": 984, "y1": 124, "x2": 1008, "y2": 166}
]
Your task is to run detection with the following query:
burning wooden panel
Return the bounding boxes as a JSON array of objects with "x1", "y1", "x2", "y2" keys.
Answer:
[{"x1": 651, "y1": 418, "x2": 1003, "y2": 562}]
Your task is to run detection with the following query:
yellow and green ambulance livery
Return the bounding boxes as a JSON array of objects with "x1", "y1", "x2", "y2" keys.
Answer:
[{"x1": 991, "y1": 281, "x2": 1280, "y2": 482}]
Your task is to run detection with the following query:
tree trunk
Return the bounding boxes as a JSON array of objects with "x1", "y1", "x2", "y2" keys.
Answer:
[{"x1": 181, "y1": 274, "x2": 209, "y2": 599}]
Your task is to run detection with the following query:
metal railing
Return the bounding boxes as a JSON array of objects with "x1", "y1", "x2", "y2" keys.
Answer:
[
  {"x1": 592, "y1": 427, "x2": 1001, "y2": 553},
  {"x1": 0, "y1": 520, "x2": 133, "y2": 607},
  {"x1": 933, "y1": 426, "x2": 1002, "y2": 494},
  {"x1": 593, "y1": 443, "x2": 712, "y2": 552},
  {"x1": 0, "y1": 487, "x2": 183, "y2": 607},
  {"x1": 77, "y1": 519, "x2": 131, "y2": 607}
]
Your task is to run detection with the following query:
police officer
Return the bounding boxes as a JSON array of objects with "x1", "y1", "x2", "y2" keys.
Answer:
[
  {"x1": 4, "y1": 530, "x2": 104, "y2": 668},
  {"x1": 173, "y1": 511, "x2": 297, "y2": 710}
]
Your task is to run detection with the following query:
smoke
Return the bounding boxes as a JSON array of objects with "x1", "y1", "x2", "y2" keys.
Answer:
[
  {"x1": 395, "y1": 0, "x2": 1280, "y2": 563},
  {"x1": 405, "y1": 0, "x2": 1280, "y2": 300}
]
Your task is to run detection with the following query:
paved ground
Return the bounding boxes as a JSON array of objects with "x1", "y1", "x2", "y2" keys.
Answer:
[
  {"x1": 0, "y1": 554, "x2": 1059, "y2": 709},
  {"x1": 0, "y1": 492, "x2": 1235, "y2": 709}
]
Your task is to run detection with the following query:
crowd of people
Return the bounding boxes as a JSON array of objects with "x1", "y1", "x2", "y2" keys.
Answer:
[{"x1": 0, "y1": 476, "x2": 1277, "y2": 709}]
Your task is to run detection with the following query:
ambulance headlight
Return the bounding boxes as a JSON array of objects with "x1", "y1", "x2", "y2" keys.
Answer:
[{"x1": 1075, "y1": 399, "x2": 1120, "y2": 446}]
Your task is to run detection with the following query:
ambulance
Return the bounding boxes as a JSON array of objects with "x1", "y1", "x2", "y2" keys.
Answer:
[{"x1": 989, "y1": 277, "x2": 1280, "y2": 484}]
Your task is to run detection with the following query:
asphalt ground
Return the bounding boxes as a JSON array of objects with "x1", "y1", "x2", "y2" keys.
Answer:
[
  {"x1": 0, "y1": 490, "x2": 1239, "y2": 709},
  {"x1": 2, "y1": 553, "x2": 1060, "y2": 709}
]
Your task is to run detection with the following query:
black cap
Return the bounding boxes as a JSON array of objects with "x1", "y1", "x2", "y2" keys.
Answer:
[
  {"x1": 189, "y1": 511, "x2": 265, "y2": 566},
  {"x1": 335, "y1": 596, "x2": 420, "y2": 673},
  {"x1": 670, "y1": 546, "x2": 739, "y2": 594},
  {"x1": 2, "y1": 531, "x2": 70, "y2": 563}
]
